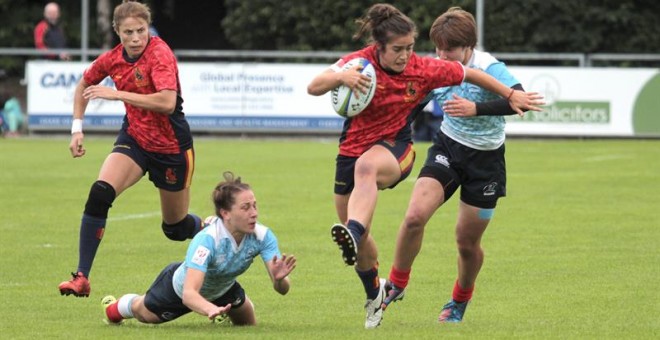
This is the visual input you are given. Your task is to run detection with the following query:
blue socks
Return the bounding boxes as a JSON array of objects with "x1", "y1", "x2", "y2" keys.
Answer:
[
  {"x1": 77, "y1": 214, "x2": 106, "y2": 277},
  {"x1": 357, "y1": 266, "x2": 380, "y2": 300},
  {"x1": 346, "y1": 219, "x2": 366, "y2": 244}
]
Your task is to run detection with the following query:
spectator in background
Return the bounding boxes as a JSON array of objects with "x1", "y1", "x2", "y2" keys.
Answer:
[
  {"x1": 0, "y1": 90, "x2": 25, "y2": 137},
  {"x1": 412, "y1": 99, "x2": 444, "y2": 143},
  {"x1": 34, "y1": 2, "x2": 70, "y2": 60},
  {"x1": 149, "y1": 24, "x2": 159, "y2": 37}
]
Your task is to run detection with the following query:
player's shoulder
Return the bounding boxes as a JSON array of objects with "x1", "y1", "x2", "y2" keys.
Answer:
[
  {"x1": 146, "y1": 37, "x2": 175, "y2": 58},
  {"x1": 148, "y1": 37, "x2": 171, "y2": 50},
  {"x1": 411, "y1": 53, "x2": 461, "y2": 74},
  {"x1": 198, "y1": 215, "x2": 224, "y2": 239},
  {"x1": 254, "y1": 222, "x2": 272, "y2": 242},
  {"x1": 94, "y1": 44, "x2": 124, "y2": 64},
  {"x1": 334, "y1": 46, "x2": 376, "y2": 69},
  {"x1": 471, "y1": 50, "x2": 500, "y2": 71}
]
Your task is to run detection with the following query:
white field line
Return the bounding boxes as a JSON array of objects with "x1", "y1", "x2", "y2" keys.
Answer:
[
  {"x1": 108, "y1": 211, "x2": 161, "y2": 221},
  {"x1": 583, "y1": 154, "x2": 630, "y2": 162}
]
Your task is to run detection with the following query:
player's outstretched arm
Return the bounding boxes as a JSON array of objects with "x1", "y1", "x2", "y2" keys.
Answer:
[
  {"x1": 464, "y1": 68, "x2": 544, "y2": 114},
  {"x1": 182, "y1": 268, "x2": 232, "y2": 320},
  {"x1": 267, "y1": 254, "x2": 296, "y2": 295}
]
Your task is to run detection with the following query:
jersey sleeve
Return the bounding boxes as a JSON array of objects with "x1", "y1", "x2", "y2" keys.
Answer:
[
  {"x1": 83, "y1": 54, "x2": 111, "y2": 85},
  {"x1": 426, "y1": 58, "x2": 466, "y2": 90},
  {"x1": 149, "y1": 43, "x2": 179, "y2": 92},
  {"x1": 184, "y1": 232, "x2": 216, "y2": 273},
  {"x1": 484, "y1": 62, "x2": 519, "y2": 88},
  {"x1": 259, "y1": 229, "x2": 282, "y2": 263}
]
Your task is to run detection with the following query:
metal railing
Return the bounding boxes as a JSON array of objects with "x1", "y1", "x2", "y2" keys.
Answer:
[{"x1": 0, "y1": 47, "x2": 659, "y2": 67}]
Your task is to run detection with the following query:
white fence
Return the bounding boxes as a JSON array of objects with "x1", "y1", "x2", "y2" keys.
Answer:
[{"x1": 3, "y1": 47, "x2": 659, "y2": 67}]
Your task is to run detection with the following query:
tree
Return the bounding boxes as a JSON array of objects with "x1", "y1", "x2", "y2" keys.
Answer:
[
  {"x1": 97, "y1": 0, "x2": 113, "y2": 50},
  {"x1": 0, "y1": 0, "x2": 657, "y2": 74}
]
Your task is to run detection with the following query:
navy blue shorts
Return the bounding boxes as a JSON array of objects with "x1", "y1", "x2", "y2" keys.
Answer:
[
  {"x1": 143, "y1": 262, "x2": 246, "y2": 323},
  {"x1": 419, "y1": 131, "x2": 506, "y2": 209},
  {"x1": 112, "y1": 129, "x2": 194, "y2": 191},
  {"x1": 334, "y1": 139, "x2": 416, "y2": 195}
]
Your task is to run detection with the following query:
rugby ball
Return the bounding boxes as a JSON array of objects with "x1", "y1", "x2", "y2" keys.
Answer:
[{"x1": 330, "y1": 58, "x2": 377, "y2": 117}]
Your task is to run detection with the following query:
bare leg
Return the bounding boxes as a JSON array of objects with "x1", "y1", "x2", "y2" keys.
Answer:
[
  {"x1": 97, "y1": 153, "x2": 144, "y2": 195},
  {"x1": 455, "y1": 201, "x2": 490, "y2": 289},
  {"x1": 346, "y1": 145, "x2": 401, "y2": 229},
  {"x1": 159, "y1": 187, "x2": 191, "y2": 224},
  {"x1": 392, "y1": 177, "x2": 446, "y2": 271},
  {"x1": 130, "y1": 295, "x2": 164, "y2": 324},
  {"x1": 227, "y1": 296, "x2": 256, "y2": 326}
]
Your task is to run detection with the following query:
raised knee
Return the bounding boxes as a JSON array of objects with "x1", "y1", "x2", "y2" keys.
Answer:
[
  {"x1": 161, "y1": 220, "x2": 188, "y2": 241},
  {"x1": 161, "y1": 214, "x2": 199, "y2": 241},
  {"x1": 84, "y1": 180, "x2": 116, "y2": 219},
  {"x1": 353, "y1": 160, "x2": 376, "y2": 180}
]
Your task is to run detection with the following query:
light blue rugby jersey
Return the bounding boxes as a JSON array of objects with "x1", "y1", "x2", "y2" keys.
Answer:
[
  {"x1": 172, "y1": 216, "x2": 281, "y2": 301},
  {"x1": 435, "y1": 50, "x2": 519, "y2": 150}
]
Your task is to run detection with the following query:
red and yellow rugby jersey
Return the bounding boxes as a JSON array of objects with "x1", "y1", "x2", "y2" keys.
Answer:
[
  {"x1": 83, "y1": 36, "x2": 192, "y2": 154},
  {"x1": 333, "y1": 45, "x2": 465, "y2": 157}
]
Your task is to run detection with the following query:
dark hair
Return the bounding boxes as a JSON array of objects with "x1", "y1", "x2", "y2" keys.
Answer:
[
  {"x1": 112, "y1": 0, "x2": 152, "y2": 31},
  {"x1": 212, "y1": 171, "x2": 251, "y2": 216},
  {"x1": 353, "y1": 3, "x2": 417, "y2": 47},
  {"x1": 430, "y1": 7, "x2": 477, "y2": 50}
]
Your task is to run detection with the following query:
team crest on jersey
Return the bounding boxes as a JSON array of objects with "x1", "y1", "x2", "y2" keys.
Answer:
[
  {"x1": 192, "y1": 245, "x2": 211, "y2": 265},
  {"x1": 404, "y1": 81, "x2": 419, "y2": 103},
  {"x1": 165, "y1": 168, "x2": 177, "y2": 185},
  {"x1": 133, "y1": 67, "x2": 149, "y2": 87}
]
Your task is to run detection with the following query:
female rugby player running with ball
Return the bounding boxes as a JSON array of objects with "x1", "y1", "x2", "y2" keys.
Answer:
[{"x1": 307, "y1": 3, "x2": 543, "y2": 329}]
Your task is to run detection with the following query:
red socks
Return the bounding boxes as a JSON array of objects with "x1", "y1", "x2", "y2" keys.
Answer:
[
  {"x1": 390, "y1": 268, "x2": 475, "y2": 303},
  {"x1": 105, "y1": 302, "x2": 123, "y2": 323},
  {"x1": 452, "y1": 280, "x2": 474, "y2": 303},
  {"x1": 389, "y1": 266, "x2": 411, "y2": 289}
]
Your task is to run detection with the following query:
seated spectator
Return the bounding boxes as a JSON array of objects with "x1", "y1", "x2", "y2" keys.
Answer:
[{"x1": 0, "y1": 93, "x2": 25, "y2": 137}]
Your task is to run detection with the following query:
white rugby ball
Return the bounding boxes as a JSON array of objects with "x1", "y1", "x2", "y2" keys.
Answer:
[{"x1": 330, "y1": 57, "x2": 377, "y2": 117}]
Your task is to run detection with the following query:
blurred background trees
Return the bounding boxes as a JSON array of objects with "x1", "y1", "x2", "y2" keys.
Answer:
[{"x1": 0, "y1": 0, "x2": 658, "y2": 75}]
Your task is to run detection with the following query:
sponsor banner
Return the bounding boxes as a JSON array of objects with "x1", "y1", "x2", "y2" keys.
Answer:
[
  {"x1": 26, "y1": 61, "x2": 342, "y2": 132},
  {"x1": 26, "y1": 61, "x2": 659, "y2": 136},
  {"x1": 506, "y1": 67, "x2": 659, "y2": 136}
]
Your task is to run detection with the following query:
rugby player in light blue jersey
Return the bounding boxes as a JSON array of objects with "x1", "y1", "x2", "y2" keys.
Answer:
[
  {"x1": 308, "y1": 3, "x2": 542, "y2": 329},
  {"x1": 382, "y1": 7, "x2": 544, "y2": 324},
  {"x1": 101, "y1": 172, "x2": 296, "y2": 326}
]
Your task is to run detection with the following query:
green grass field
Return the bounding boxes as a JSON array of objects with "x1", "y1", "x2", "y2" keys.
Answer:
[{"x1": 0, "y1": 136, "x2": 658, "y2": 339}]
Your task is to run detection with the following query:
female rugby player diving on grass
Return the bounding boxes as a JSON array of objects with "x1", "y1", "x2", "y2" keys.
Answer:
[{"x1": 101, "y1": 172, "x2": 296, "y2": 326}]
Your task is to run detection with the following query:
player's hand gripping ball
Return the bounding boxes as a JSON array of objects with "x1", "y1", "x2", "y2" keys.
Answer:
[{"x1": 330, "y1": 58, "x2": 377, "y2": 117}]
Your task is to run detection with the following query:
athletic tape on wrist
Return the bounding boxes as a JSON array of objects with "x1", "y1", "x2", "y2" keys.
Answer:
[{"x1": 71, "y1": 118, "x2": 83, "y2": 134}]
